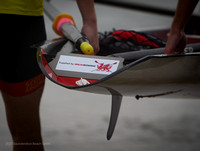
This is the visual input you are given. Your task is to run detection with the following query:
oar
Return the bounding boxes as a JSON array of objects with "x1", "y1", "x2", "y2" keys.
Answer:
[
  {"x1": 44, "y1": 0, "x2": 94, "y2": 55},
  {"x1": 110, "y1": 43, "x2": 200, "y2": 61}
]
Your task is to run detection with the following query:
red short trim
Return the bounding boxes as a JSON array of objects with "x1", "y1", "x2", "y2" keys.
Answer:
[{"x1": 0, "y1": 74, "x2": 45, "y2": 97}]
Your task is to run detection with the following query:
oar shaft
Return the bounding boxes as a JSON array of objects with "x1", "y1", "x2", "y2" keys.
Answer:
[
  {"x1": 43, "y1": 0, "x2": 94, "y2": 55},
  {"x1": 111, "y1": 43, "x2": 200, "y2": 61},
  {"x1": 43, "y1": 0, "x2": 60, "y2": 21}
]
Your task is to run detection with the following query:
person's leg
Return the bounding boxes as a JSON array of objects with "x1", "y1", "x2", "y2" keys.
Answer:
[
  {"x1": 0, "y1": 14, "x2": 47, "y2": 151},
  {"x1": 2, "y1": 85, "x2": 45, "y2": 151}
]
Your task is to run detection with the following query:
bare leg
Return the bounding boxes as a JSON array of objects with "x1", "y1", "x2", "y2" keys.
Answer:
[{"x1": 2, "y1": 86, "x2": 45, "y2": 151}]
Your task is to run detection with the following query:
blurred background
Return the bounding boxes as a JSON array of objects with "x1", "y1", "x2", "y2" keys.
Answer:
[{"x1": 1, "y1": 0, "x2": 200, "y2": 151}]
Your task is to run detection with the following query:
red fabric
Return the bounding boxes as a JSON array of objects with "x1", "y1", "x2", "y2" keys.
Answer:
[{"x1": 110, "y1": 30, "x2": 160, "y2": 47}]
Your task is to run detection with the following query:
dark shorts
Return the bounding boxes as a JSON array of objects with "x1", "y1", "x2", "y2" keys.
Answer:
[
  {"x1": 0, "y1": 14, "x2": 47, "y2": 96},
  {"x1": 0, "y1": 14, "x2": 46, "y2": 82}
]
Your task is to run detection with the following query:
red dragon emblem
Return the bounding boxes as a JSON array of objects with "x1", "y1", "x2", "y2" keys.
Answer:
[{"x1": 94, "y1": 60, "x2": 117, "y2": 72}]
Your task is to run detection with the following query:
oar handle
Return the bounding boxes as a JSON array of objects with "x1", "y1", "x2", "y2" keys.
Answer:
[
  {"x1": 53, "y1": 14, "x2": 94, "y2": 55},
  {"x1": 44, "y1": 1, "x2": 94, "y2": 55}
]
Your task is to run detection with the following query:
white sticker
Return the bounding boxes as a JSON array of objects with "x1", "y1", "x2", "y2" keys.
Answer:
[
  {"x1": 76, "y1": 78, "x2": 90, "y2": 86},
  {"x1": 56, "y1": 55, "x2": 120, "y2": 75}
]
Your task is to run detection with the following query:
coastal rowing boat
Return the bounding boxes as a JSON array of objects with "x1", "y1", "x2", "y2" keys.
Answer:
[{"x1": 38, "y1": 0, "x2": 200, "y2": 140}]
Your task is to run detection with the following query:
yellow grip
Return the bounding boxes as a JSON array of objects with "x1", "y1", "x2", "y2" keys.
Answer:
[{"x1": 80, "y1": 42, "x2": 94, "y2": 55}]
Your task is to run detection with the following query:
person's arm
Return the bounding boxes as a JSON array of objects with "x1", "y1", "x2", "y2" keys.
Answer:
[
  {"x1": 76, "y1": 0, "x2": 99, "y2": 54},
  {"x1": 164, "y1": 0, "x2": 199, "y2": 54}
]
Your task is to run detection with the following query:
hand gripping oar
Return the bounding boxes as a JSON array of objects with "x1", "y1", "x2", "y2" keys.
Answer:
[{"x1": 44, "y1": 0, "x2": 94, "y2": 55}]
